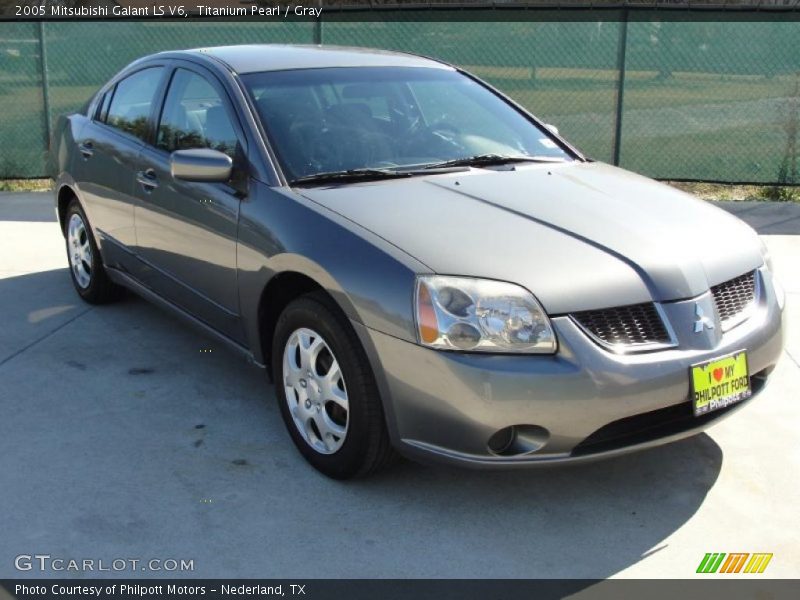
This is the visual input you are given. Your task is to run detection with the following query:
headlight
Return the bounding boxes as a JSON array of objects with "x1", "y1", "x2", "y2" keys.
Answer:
[{"x1": 414, "y1": 276, "x2": 556, "y2": 353}]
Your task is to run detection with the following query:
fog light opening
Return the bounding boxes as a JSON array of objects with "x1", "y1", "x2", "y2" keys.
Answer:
[{"x1": 488, "y1": 425, "x2": 549, "y2": 456}]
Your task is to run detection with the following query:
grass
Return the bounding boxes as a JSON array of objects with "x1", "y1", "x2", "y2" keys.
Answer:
[
  {"x1": 620, "y1": 123, "x2": 789, "y2": 183},
  {"x1": 0, "y1": 179, "x2": 53, "y2": 192},
  {"x1": 487, "y1": 69, "x2": 795, "y2": 117},
  {"x1": 666, "y1": 181, "x2": 800, "y2": 203}
]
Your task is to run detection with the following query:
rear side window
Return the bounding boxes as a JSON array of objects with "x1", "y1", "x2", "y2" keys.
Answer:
[
  {"x1": 156, "y1": 68, "x2": 239, "y2": 159},
  {"x1": 105, "y1": 67, "x2": 164, "y2": 142}
]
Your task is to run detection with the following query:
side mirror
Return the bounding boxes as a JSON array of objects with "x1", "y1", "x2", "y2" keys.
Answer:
[
  {"x1": 544, "y1": 123, "x2": 559, "y2": 136},
  {"x1": 171, "y1": 149, "x2": 232, "y2": 182}
]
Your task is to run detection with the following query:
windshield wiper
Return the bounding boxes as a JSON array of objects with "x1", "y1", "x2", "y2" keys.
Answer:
[
  {"x1": 289, "y1": 168, "x2": 415, "y2": 187},
  {"x1": 289, "y1": 164, "x2": 470, "y2": 186},
  {"x1": 420, "y1": 154, "x2": 568, "y2": 170}
]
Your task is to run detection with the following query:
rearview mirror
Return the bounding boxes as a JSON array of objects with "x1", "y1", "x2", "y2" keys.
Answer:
[
  {"x1": 171, "y1": 149, "x2": 232, "y2": 182},
  {"x1": 544, "y1": 123, "x2": 559, "y2": 136}
]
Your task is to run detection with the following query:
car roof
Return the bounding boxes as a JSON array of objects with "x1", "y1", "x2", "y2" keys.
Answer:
[{"x1": 180, "y1": 44, "x2": 453, "y2": 74}]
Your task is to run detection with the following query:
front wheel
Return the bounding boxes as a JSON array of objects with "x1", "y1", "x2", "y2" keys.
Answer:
[{"x1": 272, "y1": 293, "x2": 395, "y2": 479}]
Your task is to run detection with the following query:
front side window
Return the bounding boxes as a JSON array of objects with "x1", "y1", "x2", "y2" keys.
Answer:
[
  {"x1": 156, "y1": 69, "x2": 238, "y2": 159},
  {"x1": 242, "y1": 67, "x2": 572, "y2": 181},
  {"x1": 105, "y1": 67, "x2": 164, "y2": 142}
]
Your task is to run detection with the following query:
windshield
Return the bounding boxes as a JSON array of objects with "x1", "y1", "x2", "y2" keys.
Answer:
[{"x1": 241, "y1": 67, "x2": 573, "y2": 182}]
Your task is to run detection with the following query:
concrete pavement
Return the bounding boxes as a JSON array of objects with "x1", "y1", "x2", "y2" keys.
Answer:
[{"x1": 0, "y1": 192, "x2": 798, "y2": 581}]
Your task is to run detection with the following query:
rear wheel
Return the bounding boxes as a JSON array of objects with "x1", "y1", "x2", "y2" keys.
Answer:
[
  {"x1": 64, "y1": 198, "x2": 123, "y2": 304},
  {"x1": 272, "y1": 293, "x2": 395, "y2": 479}
]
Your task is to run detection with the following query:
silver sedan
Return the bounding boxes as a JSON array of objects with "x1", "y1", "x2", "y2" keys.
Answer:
[{"x1": 50, "y1": 45, "x2": 785, "y2": 478}]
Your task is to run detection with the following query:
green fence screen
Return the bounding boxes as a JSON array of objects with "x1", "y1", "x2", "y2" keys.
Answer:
[{"x1": 1, "y1": 12, "x2": 799, "y2": 184}]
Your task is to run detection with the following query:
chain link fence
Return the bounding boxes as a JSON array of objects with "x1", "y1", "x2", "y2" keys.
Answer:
[{"x1": 1, "y1": 10, "x2": 799, "y2": 184}]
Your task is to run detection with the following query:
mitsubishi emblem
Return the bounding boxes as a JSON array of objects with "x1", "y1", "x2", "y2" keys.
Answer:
[{"x1": 693, "y1": 303, "x2": 715, "y2": 333}]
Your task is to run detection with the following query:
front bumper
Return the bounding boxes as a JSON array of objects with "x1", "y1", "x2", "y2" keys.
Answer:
[{"x1": 355, "y1": 268, "x2": 786, "y2": 468}]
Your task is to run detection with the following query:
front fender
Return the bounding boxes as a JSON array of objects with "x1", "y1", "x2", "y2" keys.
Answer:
[{"x1": 236, "y1": 183, "x2": 428, "y2": 362}]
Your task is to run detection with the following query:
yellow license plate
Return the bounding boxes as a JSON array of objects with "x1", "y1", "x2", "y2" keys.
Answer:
[{"x1": 691, "y1": 351, "x2": 751, "y2": 416}]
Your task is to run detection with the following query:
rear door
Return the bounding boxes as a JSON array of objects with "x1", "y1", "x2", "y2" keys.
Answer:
[
  {"x1": 70, "y1": 66, "x2": 167, "y2": 273},
  {"x1": 132, "y1": 63, "x2": 247, "y2": 342}
]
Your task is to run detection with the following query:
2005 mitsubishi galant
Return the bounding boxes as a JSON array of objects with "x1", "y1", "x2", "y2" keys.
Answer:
[{"x1": 51, "y1": 45, "x2": 785, "y2": 478}]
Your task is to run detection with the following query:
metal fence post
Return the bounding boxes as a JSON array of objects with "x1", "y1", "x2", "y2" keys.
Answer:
[
  {"x1": 314, "y1": 0, "x2": 323, "y2": 44},
  {"x1": 612, "y1": 9, "x2": 629, "y2": 167},
  {"x1": 38, "y1": 21, "x2": 52, "y2": 149}
]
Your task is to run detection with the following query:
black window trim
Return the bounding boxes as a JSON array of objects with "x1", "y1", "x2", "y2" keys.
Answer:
[
  {"x1": 94, "y1": 89, "x2": 113, "y2": 123},
  {"x1": 92, "y1": 91, "x2": 105, "y2": 121}
]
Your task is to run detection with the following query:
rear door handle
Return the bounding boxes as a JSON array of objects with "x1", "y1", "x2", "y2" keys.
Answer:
[
  {"x1": 78, "y1": 141, "x2": 94, "y2": 158},
  {"x1": 136, "y1": 169, "x2": 159, "y2": 191}
]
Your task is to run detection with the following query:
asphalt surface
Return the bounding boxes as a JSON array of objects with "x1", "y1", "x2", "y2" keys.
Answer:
[{"x1": 1, "y1": 192, "x2": 798, "y2": 581}]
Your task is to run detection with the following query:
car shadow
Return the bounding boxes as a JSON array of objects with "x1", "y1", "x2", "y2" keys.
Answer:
[
  {"x1": 360, "y1": 434, "x2": 721, "y2": 583},
  {"x1": 0, "y1": 268, "x2": 722, "y2": 582}
]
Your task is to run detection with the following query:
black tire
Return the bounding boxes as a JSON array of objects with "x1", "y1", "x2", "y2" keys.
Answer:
[
  {"x1": 272, "y1": 292, "x2": 396, "y2": 479},
  {"x1": 64, "y1": 198, "x2": 123, "y2": 304}
]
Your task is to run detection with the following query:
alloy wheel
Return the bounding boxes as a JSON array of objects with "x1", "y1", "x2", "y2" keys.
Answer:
[{"x1": 282, "y1": 327, "x2": 349, "y2": 454}]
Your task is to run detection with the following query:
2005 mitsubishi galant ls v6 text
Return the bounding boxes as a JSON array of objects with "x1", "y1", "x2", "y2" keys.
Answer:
[{"x1": 50, "y1": 45, "x2": 786, "y2": 479}]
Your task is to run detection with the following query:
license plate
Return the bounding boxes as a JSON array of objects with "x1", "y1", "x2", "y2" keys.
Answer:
[{"x1": 690, "y1": 351, "x2": 751, "y2": 416}]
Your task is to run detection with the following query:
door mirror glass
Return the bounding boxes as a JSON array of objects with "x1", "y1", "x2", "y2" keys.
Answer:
[{"x1": 171, "y1": 149, "x2": 232, "y2": 182}]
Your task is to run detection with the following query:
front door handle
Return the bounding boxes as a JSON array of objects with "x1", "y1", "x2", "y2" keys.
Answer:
[
  {"x1": 78, "y1": 141, "x2": 94, "y2": 158},
  {"x1": 136, "y1": 169, "x2": 159, "y2": 191}
]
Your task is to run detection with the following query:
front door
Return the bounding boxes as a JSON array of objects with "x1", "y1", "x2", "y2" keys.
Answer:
[{"x1": 133, "y1": 65, "x2": 247, "y2": 342}]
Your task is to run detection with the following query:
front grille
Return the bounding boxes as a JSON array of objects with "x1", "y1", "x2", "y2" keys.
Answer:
[
  {"x1": 711, "y1": 271, "x2": 757, "y2": 328},
  {"x1": 571, "y1": 302, "x2": 672, "y2": 349}
]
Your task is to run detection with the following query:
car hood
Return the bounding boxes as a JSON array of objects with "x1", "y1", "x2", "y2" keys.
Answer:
[{"x1": 298, "y1": 161, "x2": 763, "y2": 314}]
